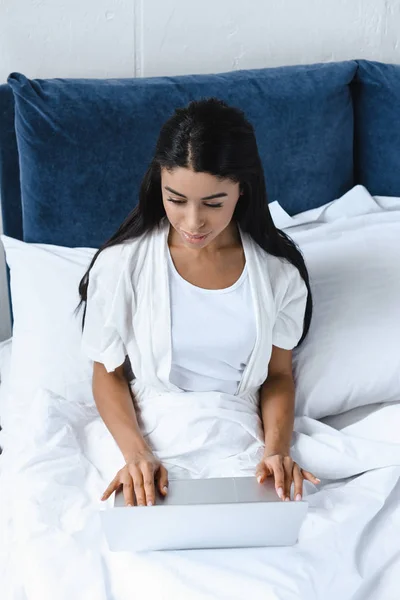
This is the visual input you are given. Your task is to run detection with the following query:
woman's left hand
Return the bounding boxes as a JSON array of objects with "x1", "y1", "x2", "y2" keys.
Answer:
[{"x1": 255, "y1": 452, "x2": 320, "y2": 502}]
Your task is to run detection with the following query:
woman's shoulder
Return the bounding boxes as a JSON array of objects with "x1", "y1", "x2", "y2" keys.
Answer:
[
  {"x1": 91, "y1": 242, "x2": 129, "y2": 267},
  {"x1": 265, "y1": 253, "x2": 299, "y2": 283},
  {"x1": 249, "y1": 240, "x2": 306, "y2": 304},
  {"x1": 249, "y1": 239, "x2": 297, "y2": 284},
  {"x1": 91, "y1": 240, "x2": 135, "y2": 276},
  {"x1": 89, "y1": 231, "x2": 152, "y2": 291}
]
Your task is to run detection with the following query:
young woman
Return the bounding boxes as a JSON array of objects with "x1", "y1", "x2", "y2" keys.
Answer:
[{"x1": 79, "y1": 98, "x2": 319, "y2": 508}]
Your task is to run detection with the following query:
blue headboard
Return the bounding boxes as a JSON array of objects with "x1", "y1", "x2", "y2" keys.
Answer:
[
  {"x1": 0, "y1": 61, "x2": 359, "y2": 247},
  {"x1": 0, "y1": 84, "x2": 23, "y2": 241}
]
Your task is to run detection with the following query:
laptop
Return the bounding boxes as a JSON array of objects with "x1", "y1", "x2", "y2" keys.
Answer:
[{"x1": 101, "y1": 476, "x2": 308, "y2": 552}]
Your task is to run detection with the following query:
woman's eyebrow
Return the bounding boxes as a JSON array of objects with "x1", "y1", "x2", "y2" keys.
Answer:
[
  {"x1": 202, "y1": 192, "x2": 228, "y2": 200},
  {"x1": 164, "y1": 186, "x2": 227, "y2": 200},
  {"x1": 165, "y1": 186, "x2": 187, "y2": 198}
]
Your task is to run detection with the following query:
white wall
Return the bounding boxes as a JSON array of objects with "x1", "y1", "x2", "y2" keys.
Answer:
[
  {"x1": 1, "y1": 0, "x2": 400, "y2": 83},
  {"x1": 1, "y1": 0, "x2": 400, "y2": 339}
]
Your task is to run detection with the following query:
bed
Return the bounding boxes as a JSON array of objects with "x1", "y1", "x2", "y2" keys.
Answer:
[{"x1": 0, "y1": 60, "x2": 400, "y2": 600}]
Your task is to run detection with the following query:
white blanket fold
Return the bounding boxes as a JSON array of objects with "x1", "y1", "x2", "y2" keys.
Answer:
[{"x1": 1, "y1": 386, "x2": 399, "y2": 600}]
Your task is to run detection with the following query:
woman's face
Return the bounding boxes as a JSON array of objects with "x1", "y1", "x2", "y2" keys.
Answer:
[{"x1": 161, "y1": 167, "x2": 241, "y2": 248}]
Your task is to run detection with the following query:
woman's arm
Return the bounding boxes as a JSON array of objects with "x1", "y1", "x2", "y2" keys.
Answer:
[
  {"x1": 92, "y1": 361, "x2": 149, "y2": 461},
  {"x1": 260, "y1": 346, "x2": 295, "y2": 456},
  {"x1": 256, "y1": 346, "x2": 319, "y2": 501},
  {"x1": 93, "y1": 362, "x2": 168, "y2": 506}
]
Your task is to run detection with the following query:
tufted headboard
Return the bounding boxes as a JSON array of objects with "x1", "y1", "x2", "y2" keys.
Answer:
[
  {"x1": 0, "y1": 84, "x2": 22, "y2": 241},
  {"x1": 0, "y1": 61, "x2": 362, "y2": 248},
  {"x1": 2, "y1": 59, "x2": 400, "y2": 250}
]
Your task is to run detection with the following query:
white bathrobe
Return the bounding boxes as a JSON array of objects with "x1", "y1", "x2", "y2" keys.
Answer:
[{"x1": 81, "y1": 219, "x2": 307, "y2": 479}]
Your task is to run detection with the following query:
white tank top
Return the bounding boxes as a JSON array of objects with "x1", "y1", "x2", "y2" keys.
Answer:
[{"x1": 167, "y1": 249, "x2": 257, "y2": 395}]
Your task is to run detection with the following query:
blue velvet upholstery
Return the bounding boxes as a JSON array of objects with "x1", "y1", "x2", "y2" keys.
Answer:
[
  {"x1": 0, "y1": 84, "x2": 23, "y2": 241},
  {"x1": 6, "y1": 62, "x2": 357, "y2": 248},
  {"x1": 353, "y1": 60, "x2": 400, "y2": 196}
]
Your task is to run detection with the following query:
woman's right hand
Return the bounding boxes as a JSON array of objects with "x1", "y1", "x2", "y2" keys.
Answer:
[{"x1": 101, "y1": 449, "x2": 169, "y2": 507}]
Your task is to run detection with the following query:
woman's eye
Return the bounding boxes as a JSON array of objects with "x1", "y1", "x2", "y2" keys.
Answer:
[{"x1": 167, "y1": 198, "x2": 223, "y2": 208}]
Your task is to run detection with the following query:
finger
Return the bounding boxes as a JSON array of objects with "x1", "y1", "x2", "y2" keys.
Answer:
[
  {"x1": 141, "y1": 463, "x2": 156, "y2": 506},
  {"x1": 156, "y1": 464, "x2": 169, "y2": 496},
  {"x1": 301, "y1": 469, "x2": 321, "y2": 485},
  {"x1": 272, "y1": 461, "x2": 285, "y2": 500},
  {"x1": 283, "y1": 457, "x2": 294, "y2": 501},
  {"x1": 131, "y1": 467, "x2": 146, "y2": 506},
  {"x1": 293, "y1": 464, "x2": 304, "y2": 501},
  {"x1": 255, "y1": 462, "x2": 271, "y2": 484},
  {"x1": 122, "y1": 477, "x2": 135, "y2": 507},
  {"x1": 101, "y1": 477, "x2": 119, "y2": 501}
]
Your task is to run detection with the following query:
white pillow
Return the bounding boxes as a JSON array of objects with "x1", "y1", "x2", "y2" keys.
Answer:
[
  {"x1": 0, "y1": 337, "x2": 12, "y2": 425},
  {"x1": 291, "y1": 208, "x2": 400, "y2": 418},
  {"x1": 1, "y1": 236, "x2": 96, "y2": 411},
  {"x1": 2, "y1": 187, "x2": 400, "y2": 422}
]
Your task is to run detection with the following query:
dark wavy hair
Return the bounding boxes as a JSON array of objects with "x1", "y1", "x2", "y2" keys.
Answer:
[{"x1": 78, "y1": 97, "x2": 312, "y2": 345}]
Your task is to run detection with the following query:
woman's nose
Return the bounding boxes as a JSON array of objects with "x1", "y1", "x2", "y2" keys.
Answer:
[{"x1": 185, "y1": 209, "x2": 205, "y2": 232}]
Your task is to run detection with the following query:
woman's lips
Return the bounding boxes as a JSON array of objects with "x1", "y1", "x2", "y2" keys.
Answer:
[{"x1": 181, "y1": 231, "x2": 210, "y2": 244}]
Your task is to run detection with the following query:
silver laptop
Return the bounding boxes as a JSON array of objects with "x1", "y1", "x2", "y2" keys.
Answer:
[
  {"x1": 100, "y1": 477, "x2": 308, "y2": 552},
  {"x1": 101, "y1": 476, "x2": 308, "y2": 552}
]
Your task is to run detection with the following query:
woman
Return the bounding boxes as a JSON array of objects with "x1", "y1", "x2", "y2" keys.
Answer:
[{"x1": 78, "y1": 98, "x2": 319, "y2": 508}]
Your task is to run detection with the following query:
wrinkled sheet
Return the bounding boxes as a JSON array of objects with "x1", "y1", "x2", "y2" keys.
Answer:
[
  {"x1": 1, "y1": 384, "x2": 399, "y2": 600},
  {"x1": 0, "y1": 337, "x2": 12, "y2": 426}
]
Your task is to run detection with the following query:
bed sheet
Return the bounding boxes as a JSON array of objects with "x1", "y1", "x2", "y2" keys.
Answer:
[
  {"x1": 1, "y1": 187, "x2": 400, "y2": 599},
  {"x1": 0, "y1": 381, "x2": 399, "y2": 600},
  {"x1": 0, "y1": 337, "x2": 12, "y2": 430},
  {"x1": 269, "y1": 185, "x2": 400, "y2": 231}
]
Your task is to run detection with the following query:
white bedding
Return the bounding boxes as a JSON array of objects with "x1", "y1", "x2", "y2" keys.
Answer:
[
  {"x1": 0, "y1": 337, "x2": 12, "y2": 429},
  {"x1": 0, "y1": 385, "x2": 399, "y2": 600},
  {"x1": 1, "y1": 188, "x2": 400, "y2": 600}
]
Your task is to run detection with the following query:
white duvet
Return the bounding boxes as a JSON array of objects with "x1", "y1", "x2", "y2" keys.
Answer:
[
  {"x1": 1, "y1": 187, "x2": 400, "y2": 600},
  {"x1": 1, "y1": 386, "x2": 399, "y2": 600}
]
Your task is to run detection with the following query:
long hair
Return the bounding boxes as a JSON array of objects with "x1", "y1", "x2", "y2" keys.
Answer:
[{"x1": 78, "y1": 98, "x2": 312, "y2": 345}]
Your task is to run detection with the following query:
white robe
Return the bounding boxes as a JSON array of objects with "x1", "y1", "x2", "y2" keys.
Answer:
[{"x1": 81, "y1": 219, "x2": 307, "y2": 478}]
